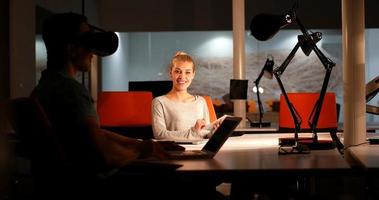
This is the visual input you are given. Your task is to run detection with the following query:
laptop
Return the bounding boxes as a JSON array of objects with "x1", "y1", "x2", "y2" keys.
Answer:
[
  {"x1": 170, "y1": 139, "x2": 208, "y2": 145},
  {"x1": 167, "y1": 116, "x2": 242, "y2": 159}
]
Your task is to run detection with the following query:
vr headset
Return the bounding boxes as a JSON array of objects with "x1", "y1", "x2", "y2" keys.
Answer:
[{"x1": 75, "y1": 24, "x2": 119, "y2": 57}]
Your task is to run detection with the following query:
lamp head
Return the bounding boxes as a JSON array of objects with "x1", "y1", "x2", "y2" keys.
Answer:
[
  {"x1": 298, "y1": 32, "x2": 322, "y2": 56},
  {"x1": 250, "y1": 13, "x2": 292, "y2": 41},
  {"x1": 263, "y1": 57, "x2": 274, "y2": 79}
]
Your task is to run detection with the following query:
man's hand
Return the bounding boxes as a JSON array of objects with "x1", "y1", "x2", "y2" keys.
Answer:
[
  {"x1": 157, "y1": 141, "x2": 185, "y2": 151},
  {"x1": 139, "y1": 140, "x2": 185, "y2": 159}
]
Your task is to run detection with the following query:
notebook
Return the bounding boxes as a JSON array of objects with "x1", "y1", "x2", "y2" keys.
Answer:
[{"x1": 167, "y1": 116, "x2": 242, "y2": 159}]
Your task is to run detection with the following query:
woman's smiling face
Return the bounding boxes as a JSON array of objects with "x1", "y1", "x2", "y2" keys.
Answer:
[{"x1": 170, "y1": 61, "x2": 195, "y2": 92}]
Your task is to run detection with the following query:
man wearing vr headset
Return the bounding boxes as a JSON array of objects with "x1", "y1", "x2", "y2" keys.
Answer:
[
  {"x1": 30, "y1": 13, "x2": 226, "y2": 200},
  {"x1": 31, "y1": 12, "x2": 181, "y2": 198},
  {"x1": 32, "y1": 11, "x2": 180, "y2": 173}
]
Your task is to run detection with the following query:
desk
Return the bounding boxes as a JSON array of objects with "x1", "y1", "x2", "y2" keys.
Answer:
[
  {"x1": 122, "y1": 134, "x2": 360, "y2": 199},
  {"x1": 346, "y1": 144, "x2": 379, "y2": 199},
  {"x1": 170, "y1": 134, "x2": 349, "y2": 176},
  {"x1": 345, "y1": 132, "x2": 379, "y2": 169},
  {"x1": 338, "y1": 122, "x2": 379, "y2": 132},
  {"x1": 234, "y1": 123, "x2": 278, "y2": 134},
  {"x1": 346, "y1": 144, "x2": 379, "y2": 171},
  {"x1": 163, "y1": 133, "x2": 354, "y2": 199}
]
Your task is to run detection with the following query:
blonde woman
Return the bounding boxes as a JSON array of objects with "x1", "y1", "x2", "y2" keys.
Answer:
[{"x1": 152, "y1": 51, "x2": 222, "y2": 140}]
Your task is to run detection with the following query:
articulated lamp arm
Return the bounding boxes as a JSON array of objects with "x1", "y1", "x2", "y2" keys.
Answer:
[
  {"x1": 294, "y1": 15, "x2": 342, "y2": 152},
  {"x1": 272, "y1": 41, "x2": 303, "y2": 143},
  {"x1": 253, "y1": 70, "x2": 265, "y2": 126},
  {"x1": 253, "y1": 57, "x2": 274, "y2": 127},
  {"x1": 291, "y1": 12, "x2": 337, "y2": 142}
]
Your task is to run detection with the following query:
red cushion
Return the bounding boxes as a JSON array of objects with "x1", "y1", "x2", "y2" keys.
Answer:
[
  {"x1": 97, "y1": 91, "x2": 153, "y2": 126},
  {"x1": 279, "y1": 92, "x2": 337, "y2": 129}
]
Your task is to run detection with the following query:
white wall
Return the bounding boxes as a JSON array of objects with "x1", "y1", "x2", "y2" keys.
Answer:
[{"x1": 101, "y1": 32, "x2": 129, "y2": 91}]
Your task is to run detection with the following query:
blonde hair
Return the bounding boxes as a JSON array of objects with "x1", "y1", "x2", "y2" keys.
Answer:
[{"x1": 169, "y1": 51, "x2": 196, "y2": 72}]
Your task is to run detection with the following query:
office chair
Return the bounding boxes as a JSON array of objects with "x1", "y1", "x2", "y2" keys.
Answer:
[
  {"x1": 203, "y1": 95, "x2": 217, "y2": 123},
  {"x1": 97, "y1": 91, "x2": 154, "y2": 139},
  {"x1": 7, "y1": 98, "x2": 66, "y2": 171},
  {"x1": 279, "y1": 92, "x2": 344, "y2": 153},
  {"x1": 279, "y1": 93, "x2": 338, "y2": 130},
  {"x1": 7, "y1": 97, "x2": 111, "y2": 199},
  {"x1": 6, "y1": 98, "x2": 75, "y2": 199}
]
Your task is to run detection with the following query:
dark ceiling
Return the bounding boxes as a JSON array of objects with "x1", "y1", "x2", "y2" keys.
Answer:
[{"x1": 38, "y1": 0, "x2": 379, "y2": 32}]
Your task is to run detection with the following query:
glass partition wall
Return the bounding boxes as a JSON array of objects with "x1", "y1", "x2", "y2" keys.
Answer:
[{"x1": 36, "y1": 29, "x2": 379, "y2": 124}]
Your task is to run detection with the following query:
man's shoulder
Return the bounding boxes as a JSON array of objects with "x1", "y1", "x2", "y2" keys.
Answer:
[
  {"x1": 38, "y1": 70, "x2": 80, "y2": 87},
  {"x1": 32, "y1": 70, "x2": 89, "y2": 103}
]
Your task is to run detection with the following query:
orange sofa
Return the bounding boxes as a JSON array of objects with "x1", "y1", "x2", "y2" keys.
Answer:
[
  {"x1": 97, "y1": 91, "x2": 154, "y2": 139},
  {"x1": 97, "y1": 92, "x2": 217, "y2": 139}
]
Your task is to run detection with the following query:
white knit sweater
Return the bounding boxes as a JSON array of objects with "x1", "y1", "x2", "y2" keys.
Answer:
[{"x1": 151, "y1": 95, "x2": 212, "y2": 140}]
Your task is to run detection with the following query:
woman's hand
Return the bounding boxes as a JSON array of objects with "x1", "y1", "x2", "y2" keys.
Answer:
[
  {"x1": 212, "y1": 120, "x2": 222, "y2": 130},
  {"x1": 211, "y1": 115, "x2": 227, "y2": 133},
  {"x1": 194, "y1": 119, "x2": 206, "y2": 133}
]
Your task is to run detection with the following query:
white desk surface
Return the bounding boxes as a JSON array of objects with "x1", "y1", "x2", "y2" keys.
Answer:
[
  {"x1": 234, "y1": 122, "x2": 278, "y2": 132},
  {"x1": 234, "y1": 127, "x2": 278, "y2": 132},
  {"x1": 346, "y1": 144, "x2": 379, "y2": 170},
  {"x1": 167, "y1": 133, "x2": 350, "y2": 174}
]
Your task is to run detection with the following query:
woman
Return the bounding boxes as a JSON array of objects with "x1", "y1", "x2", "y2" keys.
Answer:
[{"x1": 152, "y1": 51, "x2": 220, "y2": 140}]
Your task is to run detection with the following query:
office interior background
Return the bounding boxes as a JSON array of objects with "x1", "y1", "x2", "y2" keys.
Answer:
[
  {"x1": 0, "y1": 0, "x2": 378, "y2": 199},
  {"x1": 2, "y1": 0, "x2": 379, "y2": 125}
]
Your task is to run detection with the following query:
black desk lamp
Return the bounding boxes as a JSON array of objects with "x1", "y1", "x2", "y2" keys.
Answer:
[
  {"x1": 250, "y1": 57, "x2": 274, "y2": 127},
  {"x1": 250, "y1": 3, "x2": 339, "y2": 154}
]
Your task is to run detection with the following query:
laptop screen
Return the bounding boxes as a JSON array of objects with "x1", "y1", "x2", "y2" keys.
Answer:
[{"x1": 202, "y1": 116, "x2": 242, "y2": 153}]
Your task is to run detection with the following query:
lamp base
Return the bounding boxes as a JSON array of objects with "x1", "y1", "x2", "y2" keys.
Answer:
[
  {"x1": 279, "y1": 137, "x2": 336, "y2": 150},
  {"x1": 250, "y1": 121, "x2": 271, "y2": 128},
  {"x1": 279, "y1": 137, "x2": 313, "y2": 146}
]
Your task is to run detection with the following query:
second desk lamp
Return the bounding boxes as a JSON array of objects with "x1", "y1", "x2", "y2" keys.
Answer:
[{"x1": 250, "y1": 56, "x2": 274, "y2": 127}]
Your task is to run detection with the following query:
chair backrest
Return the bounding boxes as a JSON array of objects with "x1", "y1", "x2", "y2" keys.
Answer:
[
  {"x1": 97, "y1": 91, "x2": 153, "y2": 127},
  {"x1": 203, "y1": 96, "x2": 217, "y2": 123},
  {"x1": 279, "y1": 92, "x2": 337, "y2": 130},
  {"x1": 6, "y1": 97, "x2": 66, "y2": 174},
  {"x1": 7, "y1": 97, "x2": 104, "y2": 200}
]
